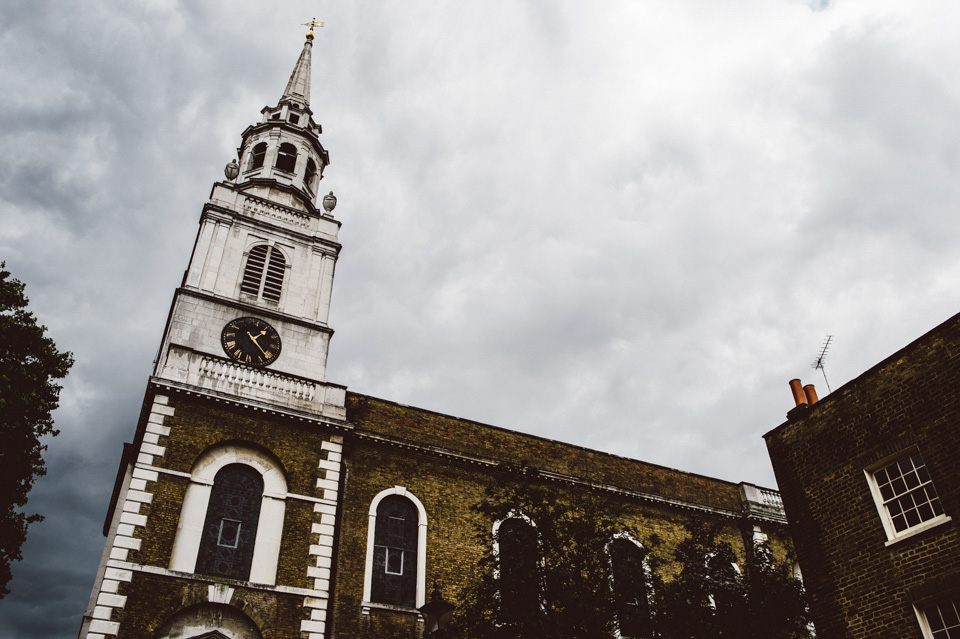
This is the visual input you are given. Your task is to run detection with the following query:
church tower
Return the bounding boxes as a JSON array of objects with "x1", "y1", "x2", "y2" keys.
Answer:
[{"x1": 80, "y1": 25, "x2": 349, "y2": 639}]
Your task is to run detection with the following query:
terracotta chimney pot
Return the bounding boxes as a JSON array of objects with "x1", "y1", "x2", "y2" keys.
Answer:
[
  {"x1": 803, "y1": 384, "x2": 819, "y2": 405},
  {"x1": 789, "y1": 379, "x2": 807, "y2": 407}
]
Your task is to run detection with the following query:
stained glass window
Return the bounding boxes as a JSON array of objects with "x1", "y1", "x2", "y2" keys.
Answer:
[
  {"x1": 196, "y1": 464, "x2": 263, "y2": 581},
  {"x1": 371, "y1": 495, "x2": 418, "y2": 607}
]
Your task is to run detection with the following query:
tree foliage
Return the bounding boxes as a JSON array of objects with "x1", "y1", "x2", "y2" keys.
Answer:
[
  {"x1": 0, "y1": 263, "x2": 73, "y2": 598},
  {"x1": 455, "y1": 471, "x2": 623, "y2": 639},
  {"x1": 453, "y1": 473, "x2": 811, "y2": 639},
  {"x1": 650, "y1": 518, "x2": 812, "y2": 639}
]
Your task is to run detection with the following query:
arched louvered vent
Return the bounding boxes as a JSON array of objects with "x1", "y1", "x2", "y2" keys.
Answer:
[{"x1": 240, "y1": 245, "x2": 286, "y2": 303}]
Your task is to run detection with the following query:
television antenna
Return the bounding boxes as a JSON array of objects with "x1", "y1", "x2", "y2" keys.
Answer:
[{"x1": 811, "y1": 335, "x2": 833, "y2": 393}]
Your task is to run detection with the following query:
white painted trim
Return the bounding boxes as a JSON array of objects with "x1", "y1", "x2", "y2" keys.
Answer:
[
  {"x1": 883, "y1": 515, "x2": 952, "y2": 547},
  {"x1": 362, "y1": 486, "x2": 428, "y2": 609},
  {"x1": 79, "y1": 394, "x2": 171, "y2": 639},
  {"x1": 914, "y1": 602, "x2": 948, "y2": 639},
  {"x1": 169, "y1": 444, "x2": 288, "y2": 585}
]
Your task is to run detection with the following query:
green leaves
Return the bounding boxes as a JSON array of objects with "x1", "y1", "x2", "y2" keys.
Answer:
[
  {"x1": 0, "y1": 263, "x2": 73, "y2": 598},
  {"x1": 453, "y1": 474, "x2": 811, "y2": 639},
  {"x1": 650, "y1": 518, "x2": 812, "y2": 639}
]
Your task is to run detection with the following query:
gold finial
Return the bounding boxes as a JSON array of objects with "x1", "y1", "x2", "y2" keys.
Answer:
[{"x1": 303, "y1": 18, "x2": 324, "y2": 41}]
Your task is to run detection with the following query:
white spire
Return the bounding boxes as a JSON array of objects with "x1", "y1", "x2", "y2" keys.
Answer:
[{"x1": 281, "y1": 38, "x2": 312, "y2": 106}]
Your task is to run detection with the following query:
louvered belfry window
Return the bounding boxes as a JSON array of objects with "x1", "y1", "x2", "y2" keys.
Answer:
[
  {"x1": 240, "y1": 245, "x2": 286, "y2": 303},
  {"x1": 195, "y1": 464, "x2": 263, "y2": 581},
  {"x1": 372, "y1": 495, "x2": 418, "y2": 607}
]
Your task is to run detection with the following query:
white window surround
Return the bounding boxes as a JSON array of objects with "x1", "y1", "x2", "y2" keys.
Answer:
[
  {"x1": 864, "y1": 450, "x2": 950, "y2": 544},
  {"x1": 606, "y1": 532, "x2": 655, "y2": 639},
  {"x1": 169, "y1": 444, "x2": 288, "y2": 585},
  {"x1": 362, "y1": 486, "x2": 428, "y2": 610}
]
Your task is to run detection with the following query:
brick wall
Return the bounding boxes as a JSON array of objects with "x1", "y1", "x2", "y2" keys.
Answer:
[
  {"x1": 766, "y1": 311, "x2": 960, "y2": 638},
  {"x1": 333, "y1": 392, "x2": 790, "y2": 638}
]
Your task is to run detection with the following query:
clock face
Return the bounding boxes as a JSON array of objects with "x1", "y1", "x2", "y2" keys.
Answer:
[{"x1": 220, "y1": 317, "x2": 282, "y2": 367}]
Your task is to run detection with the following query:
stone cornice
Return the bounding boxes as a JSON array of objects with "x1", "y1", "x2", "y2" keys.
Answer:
[
  {"x1": 172, "y1": 288, "x2": 336, "y2": 335},
  {"x1": 149, "y1": 377, "x2": 351, "y2": 432}
]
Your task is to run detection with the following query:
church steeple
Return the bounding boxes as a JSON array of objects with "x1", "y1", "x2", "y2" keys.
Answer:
[
  {"x1": 229, "y1": 25, "x2": 330, "y2": 214},
  {"x1": 150, "y1": 28, "x2": 345, "y2": 411}
]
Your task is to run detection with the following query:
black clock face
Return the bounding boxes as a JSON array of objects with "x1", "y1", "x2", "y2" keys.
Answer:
[{"x1": 221, "y1": 317, "x2": 282, "y2": 367}]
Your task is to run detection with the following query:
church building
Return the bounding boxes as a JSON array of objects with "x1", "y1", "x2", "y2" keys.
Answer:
[{"x1": 78, "y1": 28, "x2": 792, "y2": 639}]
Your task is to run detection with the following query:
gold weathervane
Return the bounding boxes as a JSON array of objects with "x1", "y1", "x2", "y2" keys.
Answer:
[{"x1": 303, "y1": 18, "x2": 324, "y2": 41}]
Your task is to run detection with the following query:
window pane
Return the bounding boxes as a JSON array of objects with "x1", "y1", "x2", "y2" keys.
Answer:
[
  {"x1": 385, "y1": 548, "x2": 404, "y2": 575},
  {"x1": 943, "y1": 602, "x2": 960, "y2": 627},
  {"x1": 904, "y1": 469, "x2": 920, "y2": 490},
  {"x1": 218, "y1": 519, "x2": 241, "y2": 548},
  {"x1": 891, "y1": 477, "x2": 907, "y2": 495}
]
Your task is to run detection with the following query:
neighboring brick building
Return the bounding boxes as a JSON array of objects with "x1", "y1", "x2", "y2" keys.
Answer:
[
  {"x1": 766, "y1": 312, "x2": 960, "y2": 639},
  {"x1": 78, "y1": 30, "x2": 791, "y2": 639}
]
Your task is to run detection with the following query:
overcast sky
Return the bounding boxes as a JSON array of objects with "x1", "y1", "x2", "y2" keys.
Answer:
[{"x1": 2, "y1": 0, "x2": 960, "y2": 635}]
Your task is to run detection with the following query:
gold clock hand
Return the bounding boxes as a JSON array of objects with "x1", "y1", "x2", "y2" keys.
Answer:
[{"x1": 246, "y1": 331, "x2": 269, "y2": 356}]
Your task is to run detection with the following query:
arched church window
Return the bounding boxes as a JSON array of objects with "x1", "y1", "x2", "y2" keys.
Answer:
[
  {"x1": 609, "y1": 537, "x2": 653, "y2": 639},
  {"x1": 195, "y1": 464, "x2": 264, "y2": 581},
  {"x1": 250, "y1": 142, "x2": 267, "y2": 170},
  {"x1": 240, "y1": 244, "x2": 285, "y2": 303},
  {"x1": 275, "y1": 142, "x2": 297, "y2": 173},
  {"x1": 371, "y1": 495, "x2": 419, "y2": 607},
  {"x1": 304, "y1": 159, "x2": 318, "y2": 192},
  {"x1": 496, "y1": 516, "x2": 541, "y2": 623}
]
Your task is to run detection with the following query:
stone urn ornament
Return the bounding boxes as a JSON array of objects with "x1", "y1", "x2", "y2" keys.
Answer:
[
  {"x1": 322, "y1": 191, "x2": 337, "y2": 215},
  {"x1": 224, "y1": 159, "x2": 240, "y2": 181}
]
